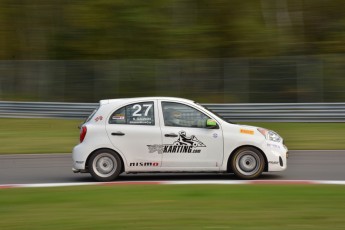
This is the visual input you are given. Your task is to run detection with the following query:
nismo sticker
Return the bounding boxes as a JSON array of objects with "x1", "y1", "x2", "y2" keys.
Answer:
[
  {"x1": 129, "y1": 162, "x2": 159, "y2": 167},
  {"x1": 147, "y1": 131, "x2": 206, "y2": 154}
]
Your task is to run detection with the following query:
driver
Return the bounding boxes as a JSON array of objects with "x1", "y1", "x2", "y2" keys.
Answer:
[
  {"x1": 164, "y1": 108, "x2": 205, "y2": 127},
  {"x1": 164, "y1": 108, "x2": 184, "y2": 126}
]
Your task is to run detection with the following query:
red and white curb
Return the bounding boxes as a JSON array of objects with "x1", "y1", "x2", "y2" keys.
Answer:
[{"x1": 1, "y1": 180, "x2": 345, "y2": 189}]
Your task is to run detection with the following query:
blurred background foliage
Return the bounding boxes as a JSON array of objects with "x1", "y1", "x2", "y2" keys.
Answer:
[{"x1": 0, "y1": 0, "x2": 344, "y2": 102}]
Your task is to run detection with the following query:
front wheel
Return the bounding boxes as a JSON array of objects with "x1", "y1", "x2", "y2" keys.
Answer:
[
  {"x1": 88, "y1": 150, "x2": 122, "y2": 182},
  {"x1": 231, "y1": 147, "x2": 265, "y2": 179}
]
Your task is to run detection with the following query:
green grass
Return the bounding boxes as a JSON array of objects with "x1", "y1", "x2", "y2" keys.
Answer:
[
  {"x1": 0, "y1": 118, "x2": 344, "y2": 154},
  {"x1": 0, "y1": 185, "x2": 345, "y2": 229},
  {"x1": 0, "y1": 118, "x2": 82, "y2": 154},
  {"x1": 247, "y1": 122, "x2": 345, "y2": 150}
]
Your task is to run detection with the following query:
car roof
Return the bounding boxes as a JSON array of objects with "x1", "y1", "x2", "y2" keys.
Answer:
[{"x1": 100, "y1": 97, "x2": 194, "y2": 105}]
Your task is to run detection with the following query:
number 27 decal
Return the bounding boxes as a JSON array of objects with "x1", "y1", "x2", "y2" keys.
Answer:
[{"x1": 132, "y1": 104, "x2": 152, "y2": 117}]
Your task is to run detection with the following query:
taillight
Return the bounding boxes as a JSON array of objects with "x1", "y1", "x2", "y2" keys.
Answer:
[{"x1": 80, "y1": 126, "x2": 87, "y2": 143}]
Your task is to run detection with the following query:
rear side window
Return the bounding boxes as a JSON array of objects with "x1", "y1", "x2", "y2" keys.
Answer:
[{"x1": 109, "y1": 102, "x2": 154, "y2": 125}]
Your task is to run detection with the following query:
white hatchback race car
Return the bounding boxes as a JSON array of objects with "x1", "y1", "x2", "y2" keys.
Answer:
[{"x1": 72, "y1": 97, "x2": 288, "y2": 181}]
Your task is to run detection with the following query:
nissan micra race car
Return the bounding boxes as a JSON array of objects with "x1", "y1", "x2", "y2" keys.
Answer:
[{"x1": 72, "y1": 97, "x2": 288, "y2": 181}]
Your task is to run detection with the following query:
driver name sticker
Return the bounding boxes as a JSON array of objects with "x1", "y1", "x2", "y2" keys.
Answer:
[
  {"x1": 128, "y1": 117, "x2": 152, "y2": 125},
  {"x1": 147, "y1": 131, "x2": 206, "y2": 154}
]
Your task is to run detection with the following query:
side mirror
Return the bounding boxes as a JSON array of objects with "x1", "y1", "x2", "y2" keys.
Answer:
[{"x1": 206, "y1": 119, "x2": 218, "y2": 129}]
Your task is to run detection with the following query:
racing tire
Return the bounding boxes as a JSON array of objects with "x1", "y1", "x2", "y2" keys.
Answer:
[
  {"x1": 88, "y1": 149, "x2": 122, "y2": 182},
  {"x1": 230, "y1": 147, "x2": 265, "y2": 179}
]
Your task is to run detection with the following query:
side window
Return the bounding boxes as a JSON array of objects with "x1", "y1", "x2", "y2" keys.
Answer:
[
  {"x1": 162, "y1": 102, "x2": 210, "y2": 128},
  {"x1": 109, "y1": 107, "x2": 126, "y2": 124},
  {"x1": 109, "y1": 102, "x2": 154, "y2": 125}
]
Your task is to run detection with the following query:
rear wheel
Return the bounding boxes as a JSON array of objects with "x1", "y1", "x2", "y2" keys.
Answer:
[
  {"x1": 231, "y1": 147, "x2": 265, "y2": 179},
  {"x1": 88, "y1": 149, "x2": 122, "y2": 182}
]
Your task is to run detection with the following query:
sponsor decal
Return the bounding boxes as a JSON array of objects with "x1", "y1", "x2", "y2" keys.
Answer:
[
  {"x1": 129, "y1": 162, "x2": 159, "y2": 167},
  {"x1": 95, "y1": 116, "x2": 103, "y2": 122},
  {"x1": 112, "y1": 114, "x2": 125, "y2": 120},
  {"x1": 268, "y1": 161, "x2": 279, "y2": 164},
  {"x1": 267, "y1": 143, "x2": 281, "y2": 149},
  {"x1": 147, "y1": 131, "x2": 206, "y2": 154},
  {"x1": 240, "y1": 129, "x2": 254, "y2": 135},
  {"x1": 147, "y1": 144, "x2": 164, "y2": 154}
]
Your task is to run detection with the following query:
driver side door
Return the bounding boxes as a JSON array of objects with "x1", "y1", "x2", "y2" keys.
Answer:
[{"x1": 159, "y1": 100, "x2": 223, "y2": 169}]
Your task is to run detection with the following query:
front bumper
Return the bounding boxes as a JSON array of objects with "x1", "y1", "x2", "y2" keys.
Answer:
[
  {"x1": 263, "y1": 142, "x2": 288, "y2": 172},
  {"x1": 285, "y1": 145, "x2": 289, "y2": 158},
  {"x1": 72, "y1": 167, "x2": 88, "y2": 173}
]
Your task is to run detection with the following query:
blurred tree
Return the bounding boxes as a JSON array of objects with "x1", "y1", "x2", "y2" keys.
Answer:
[
  {"x1": 0, "y1": 0, "x2": 344, "y2": 102},
  {"x1": 1, "y1": 0, "x2": 344, "y2": 59}
]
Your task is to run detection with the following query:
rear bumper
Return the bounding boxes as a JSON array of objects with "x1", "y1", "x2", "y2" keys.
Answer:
[{"x1": 72, "y1": 143, "x2": 89, "y2": 171}]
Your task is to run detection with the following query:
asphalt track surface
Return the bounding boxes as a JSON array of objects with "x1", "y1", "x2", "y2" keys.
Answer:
[{"x1": 0, "y1": 150, "x2": 344, "y2": 184}]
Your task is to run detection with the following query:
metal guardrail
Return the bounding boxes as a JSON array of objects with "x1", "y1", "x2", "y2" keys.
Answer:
[
  {"x1": 203, "y1": 103, "x2": 345, "y2": 122},
  {"x1": 1, "y1": 101, "x2": 345, "y2": 122},
  {"x1": 0, "y1": 101, "x2": 96, "y2": 119}
]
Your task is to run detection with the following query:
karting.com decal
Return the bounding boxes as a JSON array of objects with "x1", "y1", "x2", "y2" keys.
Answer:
[{"x1": 147, "y1": 131, "x2": 206, "y2": 154}]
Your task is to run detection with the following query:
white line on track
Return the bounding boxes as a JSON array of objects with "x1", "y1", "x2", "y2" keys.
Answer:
[{"x1": 1, "y1": 180, "x2": 345, "y2": 189}]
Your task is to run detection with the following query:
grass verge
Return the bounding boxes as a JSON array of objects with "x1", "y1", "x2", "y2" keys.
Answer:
[
  {"x1": 0, "y1": 118, "x2": 81, "y2": 154},
  {"x1": 0, "y1": 185, "x2": 345, "y2": 229},
  {"x1": 247, "y1": 122, "x2": 345, "y2": 150},
  {"x1": 0, "y1": 118, "x2": 344, "y2": 154}
]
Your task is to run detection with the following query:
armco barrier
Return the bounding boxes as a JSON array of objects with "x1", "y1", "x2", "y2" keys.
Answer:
[{"x1": 0, "y1": 101, "x2": 344, "y2": 122}]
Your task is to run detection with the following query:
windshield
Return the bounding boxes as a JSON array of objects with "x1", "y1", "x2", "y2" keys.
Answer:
[{"x1": 195, "y1": 102, "x2": 234, "y2": 124}]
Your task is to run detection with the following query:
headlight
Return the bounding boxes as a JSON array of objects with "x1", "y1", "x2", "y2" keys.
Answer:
[
  {"x1": 267, "y1": 130, "x2": 281, "y2": 142},
  {"x1": 258, "y1": 128, "x2": 282, "y2": 142}
]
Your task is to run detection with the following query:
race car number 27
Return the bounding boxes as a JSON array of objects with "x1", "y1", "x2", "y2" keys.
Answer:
[{"x1": 132, "y1": 104, "x2": 152, "y2": 117}]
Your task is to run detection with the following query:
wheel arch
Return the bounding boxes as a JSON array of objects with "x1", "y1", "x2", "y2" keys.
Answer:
[
  {"x1": 85, "y1": 148, "x2": 125, "y2": 173},
  {"x1": 227, "y1": 145, "x2": 268, "y2": 173}
]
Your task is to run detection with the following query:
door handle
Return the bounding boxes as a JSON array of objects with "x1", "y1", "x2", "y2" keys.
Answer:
[
  {"x1": 165, "y1": 133, "x2": 178, "y2": 137},
  {"x1": 111, "y1": 132, "x2": 125, "y2": 136}
]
